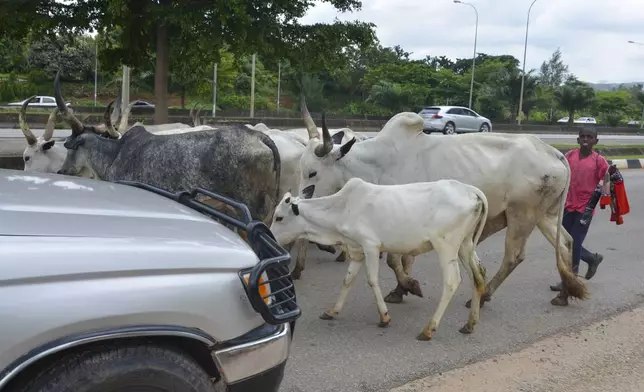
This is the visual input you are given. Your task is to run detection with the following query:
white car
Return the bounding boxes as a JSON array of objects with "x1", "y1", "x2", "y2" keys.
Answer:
[
  {"x1": 7, "y1": 96, "x2": 71, "y2": 108},
  {"x1": 557, "y1": 116, "x2": 597, "y2": 124},
  {"x1": 418, "y1": 106, "x2": 492, "y2": 135}
]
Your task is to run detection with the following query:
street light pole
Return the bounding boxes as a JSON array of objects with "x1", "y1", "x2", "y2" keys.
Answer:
[
  {"x1": 517, "y1": 0, "x2": 539, "y2": 126},
  {"x1": 628, "y1": 40, "x2": 644, "y2": 46},
  {"x1": 454, "y1": 0, "x2": 478, "y2": 109}
]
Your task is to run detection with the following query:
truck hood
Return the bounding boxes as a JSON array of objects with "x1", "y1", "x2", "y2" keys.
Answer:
[{"x1": 0, "y1": 170, "x2": 258, "y2": 266}]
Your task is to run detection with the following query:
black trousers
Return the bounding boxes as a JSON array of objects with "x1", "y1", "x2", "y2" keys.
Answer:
[{"x1": 563, "y1": 209, "x2": 596, "y2": 274}]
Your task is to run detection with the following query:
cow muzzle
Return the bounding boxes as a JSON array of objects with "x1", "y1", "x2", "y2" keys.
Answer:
[{"x1": 301, "y1": 185, "x2": 315, "y2": 199}]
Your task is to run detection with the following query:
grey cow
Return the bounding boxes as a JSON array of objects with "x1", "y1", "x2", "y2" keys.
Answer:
[{"x1": 53, "y1": 71, "x2": 281, "y2": 225}]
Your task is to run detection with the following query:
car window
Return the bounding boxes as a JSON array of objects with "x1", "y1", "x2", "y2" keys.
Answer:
[
  {"x1": 446, "y1": 108, "x2": 462, "y2": 115},
  {"x1": 419, "y1": 108, "x2": 440, "y2": 115},
  {"x1": 462, "y1": 108, "x2": 477, "y2": 117},
  {"x1": 41, "y1": 97, "x2": 55, "y2": 104}
]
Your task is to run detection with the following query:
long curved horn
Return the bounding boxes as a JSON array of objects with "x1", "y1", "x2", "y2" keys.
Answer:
[
  {"x1": 117, "y1": 100, "x2": 136, "y2": 133},
  {"x1": 54, "y1": 69, "x2": 84, "y2": 136},
  {"x1": 110, "y1": 88, "x2": 122, "y2": 126},
  {"x1": 104, "y1": 100, "x2": 116, "y2": 133},
  {"x1": 314, "y1": 111, "x2": 333, "y2": 157},
  {"x1": 19, "y1": 95, "x2": 38, "y2": 146},
  {"x1": 195, "y1": 105, "x2": 203, "y2": 126},
  {"x1": 190, "y1": 102, "x2": 199, "y2": 126},
  {"x1": 300, "y1": 93, "x2": 319, "y2": 140},
  {"x1": 43, "y1": 107, "x2": 59, "y2": 141}
]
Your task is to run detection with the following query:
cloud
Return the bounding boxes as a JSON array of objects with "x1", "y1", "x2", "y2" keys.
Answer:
[{"x1": 299, "y1": 0, "x2": 644, "y2": 83}]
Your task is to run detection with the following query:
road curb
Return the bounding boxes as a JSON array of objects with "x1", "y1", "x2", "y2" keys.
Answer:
[{"x1": 607, "y1": 158, "x2": 644, "y2": 169}]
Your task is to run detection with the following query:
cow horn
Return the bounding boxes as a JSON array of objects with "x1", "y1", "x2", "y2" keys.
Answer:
[
  {"x1": 190, "y1": 102, "x2": 199, "y2": 126},
  {"x1": 19, "y1": 95, "x2": 38, "y2": 146},
  {"x1": 300, "y1": 93, "x2": 319, "y2": 140},
  {"x1": 110, "y1": 89, "x2": 122, "y2": 126},
  {"x1": 104, "y1": 100, "x2": 116, "y2": 133},
  {"x1": 195, "y1": 105, "x2": 203, "y2": 126},
  {"x1": 117, "y1": 100, "x2": 136, "y2": 134},
  {"x1": 43, "y1": 107, "x2": 59, "y2": 141},
  {"x1": 314, "y1": 111, "x2": 333, "y2": 157},
  {"x1": 54, "y1": 70, "x2": 84, "y2": 136}
]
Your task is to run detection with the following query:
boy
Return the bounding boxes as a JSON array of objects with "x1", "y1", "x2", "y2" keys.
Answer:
[{"x1": 550, "y1": 126, "x2": 607, "y2": 292}]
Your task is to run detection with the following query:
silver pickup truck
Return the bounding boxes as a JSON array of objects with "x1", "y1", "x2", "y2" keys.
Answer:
[{"x1": 0, "y1": 168, "x2": 300, "y2": 392}]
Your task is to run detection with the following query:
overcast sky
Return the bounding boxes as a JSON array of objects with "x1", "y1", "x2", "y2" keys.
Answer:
[{"x1": 300, "y1": 0, "x2": 644, "y2": 84}]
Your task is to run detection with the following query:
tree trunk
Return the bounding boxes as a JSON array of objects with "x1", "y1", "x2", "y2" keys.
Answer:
[
  {"x1": 154, "y1": 15, "x2": 169, "y2": 125},
  {"x1": 568, "y1": 110, "x2": 574, "y2": 128},
  {"x1": 180, "y1": 85, "x2": 186, "y2": 109}
]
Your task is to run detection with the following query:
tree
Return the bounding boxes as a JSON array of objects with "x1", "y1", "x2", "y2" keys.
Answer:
[
  {"x1": 593, "y1": 90, "x2": 631, "y2": 126},
  {"x1": 554, "y1": 76, "x2": 596, "y2": 127},
  {"x1": 538, "y1": 48, "x2": 570, "y2": 122},
  {"x1": 0, "y1": 0, "x2": 376, "y2": 124}
]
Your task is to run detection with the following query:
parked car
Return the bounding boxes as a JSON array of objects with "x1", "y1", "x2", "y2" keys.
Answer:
[
  {"x1": 418, "y1": 106, "x2": 492, "y2": 135},
  {"x1": 130, "y1": 100, "x2": 155, "y2": 108},
  {"x1": 7, "y1": 96, "x2": 71, "y2": 108},
  {"x1": 557, "y1": 116, "x2": 597, "y2": 124},
  {"x1": 0, "y1": 168, "x2": 300, "y2": 392}
]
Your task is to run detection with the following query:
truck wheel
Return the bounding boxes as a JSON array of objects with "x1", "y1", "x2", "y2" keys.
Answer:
[{"x1": 16, "y1": 343, "x2": 215, "y2": 392}]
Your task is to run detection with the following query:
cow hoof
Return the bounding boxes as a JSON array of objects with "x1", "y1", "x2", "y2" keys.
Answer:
[
  {"x1": 550, "y1": 295, "x2": 569, "y2": 306},
  {"x1": 319, "y1": 311, "x2": 336, "y2": 320},
  {"x1": 459, "y1": 324, "x2": 474, "y2": 334},
  {"x1": 335, "y1": 253, "x2": 346, "y2": 262},
  {"x1": 408, "y1": 279, "x2": 424, "y2": 298},
  {"x1": 291, "y1": 266, "x2": 303, "y2": 280},
  {"x1": 384, "y1": 291, "x2": 404, "y2": 304},
  {"x1": 416, "y1": 332, "x2": 433, "y2": 341},
  {"x1": 378, "y1": 314, "x2": 392, "y2": 328}
]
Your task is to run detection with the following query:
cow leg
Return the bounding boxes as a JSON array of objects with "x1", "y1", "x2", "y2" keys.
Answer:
[
  {"x1": 536, "y1": 214, "x2": 589, "y2": 306},
  {"x1": 363, "y1": 246, "x2": 392, "y2": 327},
  {"x1": 320, "y1": 257, "x2": 363, "y2": 321},
  {"x1": 458, "y1": 239, "x2": 487, "y2": 335},
  {"x1": 466, "y1": 208, "x2": 536, "y2": 309},
  {"x1": 417, "y1": 241, "x2": 461, "y2": 341},
  {"x1": 384, "y1": 254, "x2": 423, "y2": 304},
  {"x1": 335, "y1": 250, "x2": 346, "y2": 262},
  {"x1": 291, "y1": 239, "x2": 309, "y2": 280}
]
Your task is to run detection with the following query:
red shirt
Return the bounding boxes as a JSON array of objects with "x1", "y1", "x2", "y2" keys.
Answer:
[{"x1": 565, "y1": 149, "x2": 609, "y2": 214}]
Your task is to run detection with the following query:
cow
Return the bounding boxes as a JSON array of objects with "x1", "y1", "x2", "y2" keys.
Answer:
[
  {"x1": 269, "y1": 177, "x2": 489, "y2": 340},
  {"x1": 52, "y1": 70, "x2": 282, "y2": 226},
  {"x1": 17, "y1": 96, "x2": 66, "y2": 173},
  {"x1": 295, "y1": 109, "x2": 589, "y2": 308}
]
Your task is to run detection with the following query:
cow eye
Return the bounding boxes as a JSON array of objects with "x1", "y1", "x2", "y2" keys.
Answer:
[
  {"x1": 308, "y1": 171, "x2": 317, "y2": 178},
  {"x1": 275, "y1": 216, "x2": 283, "y2": 222}
]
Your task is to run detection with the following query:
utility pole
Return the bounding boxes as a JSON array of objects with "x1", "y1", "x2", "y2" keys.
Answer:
[
  {"x1": 93, "y1": 36, "x2": 98, "y2": 106},
  {"x1": 277, "y1": 62, "x2": 281, "y2": 113},
  {"x1": 518, "y1": 0, "x2": 540, "y2": 125},
  {"x1": 453, "y1": 0, "x2": 478, "y2": 109},
  {"x1": 212, "y1": 63, "x2": 218, "y2": 117},
  {"x1": 250, "y1": 54, "x2": 256, "y2": 118},
  {"x1": 121, "y1": 65, "x2": 130, "y2": 112}
]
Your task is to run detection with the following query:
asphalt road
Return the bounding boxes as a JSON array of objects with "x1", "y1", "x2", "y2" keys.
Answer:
[{"x1": 276, "y1": 170, "x2": 644, "y2": 392}]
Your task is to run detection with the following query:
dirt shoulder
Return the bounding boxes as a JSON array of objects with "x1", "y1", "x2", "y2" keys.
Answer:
[{"x1": 389, "y1": 306, "x2": 644, "y2": 392}]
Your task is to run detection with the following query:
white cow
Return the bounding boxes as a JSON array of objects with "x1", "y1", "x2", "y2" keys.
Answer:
[
  {"x1": 296, "y1": 109, "x2": 589, "y2": 308},
  {"x1": 17, "y1": 96, "x2": 67, "y2": 173},
  {"x1": 270, "y1": 177, "x2": 489, "y2": 340}
]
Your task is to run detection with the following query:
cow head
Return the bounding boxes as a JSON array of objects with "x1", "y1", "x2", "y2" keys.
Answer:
[
  {"x1": 270, "y1": 192, "x2": 305, "y2": 246},
  {"x1": 18, "y1": 96, "x2": 68, "y2": 173},
  {"x1": 297, "y1": 95, "x2": 357, "y2": 199},
  {"x1": 54, "y1": 70, "x2": 119, "y2": 178}
]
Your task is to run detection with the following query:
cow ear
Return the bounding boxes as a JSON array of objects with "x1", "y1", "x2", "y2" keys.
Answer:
[
  {"x1": 42, "y1": 140, "x2": 56, "y2": 151},
  {"x1": 336, "y1": 137, "x2": 357, "y2": 161},
  {"x1": 331, "y1": 131, "x2": 345, "y2": 145}
]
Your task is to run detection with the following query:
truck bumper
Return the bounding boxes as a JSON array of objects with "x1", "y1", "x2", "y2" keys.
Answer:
[{"x1": 212, "y1": 322, "x2": 292, "y2": 391}]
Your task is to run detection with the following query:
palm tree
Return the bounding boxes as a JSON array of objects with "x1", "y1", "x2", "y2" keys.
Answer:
[{"x1": 554, "y1": 77, "x2": 595, "y2": 127}]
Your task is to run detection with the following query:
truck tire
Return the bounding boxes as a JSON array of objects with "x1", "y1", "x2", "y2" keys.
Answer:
[{"x1": 14, "y1": 342, "x2": 215, "y2": 392}]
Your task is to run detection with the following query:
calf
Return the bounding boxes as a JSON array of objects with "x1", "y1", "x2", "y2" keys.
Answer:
[{"x1": 269, "y1": 177, "x2": 489, "y2": 341}]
